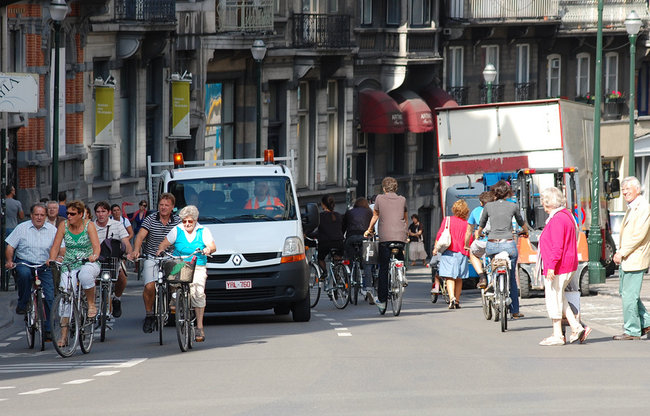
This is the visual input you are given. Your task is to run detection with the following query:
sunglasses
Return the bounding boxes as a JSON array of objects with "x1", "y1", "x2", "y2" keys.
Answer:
[
  {"x1": 66, "y1": 211, "x2": 79, "y2": 217},
  {"x1": 182, "y1": 219, "x2": 195, "y2": 224}
]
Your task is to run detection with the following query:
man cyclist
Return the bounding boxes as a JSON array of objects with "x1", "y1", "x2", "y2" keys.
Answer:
[
  {"x1": 4, "y1": 203, "x2": 57, "y2": 340},
  {"x1": 128, "y1": 193, "x2": 180, "y2": 333},
  {"x1": 464, "y1": 191, "x2": 496, "y2": 289},
  {"x1": 94, "y1": 201, "x2": 133, "y2": 318},
  {"x1": 244, "y1": 180, "x2": 284, "y2": 210},
  {"x1": 46, "y1": 200, "x2": 65, "y2": 227}
]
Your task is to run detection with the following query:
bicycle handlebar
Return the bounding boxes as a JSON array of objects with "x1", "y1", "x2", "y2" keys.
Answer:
[{"x1": 9, "y1": 262, "x2": 48, "y2": 269}]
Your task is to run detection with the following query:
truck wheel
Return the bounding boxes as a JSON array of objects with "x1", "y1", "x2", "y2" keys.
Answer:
[
  {"x1": 518, "y1": 266, "x2": 531, "y2": 299},
  {"x1": 579, "y1": 267, "x2": 590, "y2": 297},
  {"x1": 291, "y1": 296, "x2": 311, "y2": 322}
]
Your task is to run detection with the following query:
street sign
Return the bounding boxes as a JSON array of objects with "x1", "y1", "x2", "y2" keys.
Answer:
[{"x1": 0, "y1": 72, "x2": 38, "y2": 113}]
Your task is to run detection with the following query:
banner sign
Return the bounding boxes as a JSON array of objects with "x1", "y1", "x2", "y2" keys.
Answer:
[
  {"x1": 171, "y1": 80, "x2": 191, "y2": 138},
  {"x1": 95, "y1": 85, "x2": 114, "y2": 145},
  {"x1": 49, "y1": 49, "x2": 66, "y2": 156},
  {"x1": 0, "y1": 72, "x2": 38, "y2": 113}
]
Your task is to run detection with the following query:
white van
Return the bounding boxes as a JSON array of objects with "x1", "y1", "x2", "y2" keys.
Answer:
[{"x1": 153, "y1": 155, "x2": 318, "y2": 322}]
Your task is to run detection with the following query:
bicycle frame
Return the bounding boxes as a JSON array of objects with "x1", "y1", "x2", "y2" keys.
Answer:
[{"x1": 13, "y1": 262, "x2": 47, "y2": 351}]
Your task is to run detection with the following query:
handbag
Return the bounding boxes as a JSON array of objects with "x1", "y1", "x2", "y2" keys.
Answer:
[
  {"x1": 435, "y1": 216, "x2": 452, "y2": 253},
  {"x1": 362, "y1": 238, "x2": 379, "y2": 265}
]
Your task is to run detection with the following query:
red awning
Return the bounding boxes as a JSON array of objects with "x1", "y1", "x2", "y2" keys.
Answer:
[
  {"x1": 389, "y1": 89, "x2": 434, "y2": 133},
  {"x1": 418, "y1": 85, "x2": 458, "y2": 110},
  {"x1": 359, "y1": 89, "x2": 405, "y2": 134}
]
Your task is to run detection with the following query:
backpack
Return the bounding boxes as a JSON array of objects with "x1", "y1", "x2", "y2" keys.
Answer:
[{"x1": 99, "y1": 224, "x2": 125, "y2": 261}]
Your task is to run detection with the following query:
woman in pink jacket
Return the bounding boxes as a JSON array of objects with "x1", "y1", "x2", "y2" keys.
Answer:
[{"x1": 538, "y1": 187, "x2": 588, "y2": 346}]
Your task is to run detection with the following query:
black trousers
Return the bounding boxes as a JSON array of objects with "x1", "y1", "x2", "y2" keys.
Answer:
[{"x1": 378, "y1": 241, "x2": 405, "y2": 303}]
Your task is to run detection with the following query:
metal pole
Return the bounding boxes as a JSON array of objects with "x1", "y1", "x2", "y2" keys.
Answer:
[
  {"x1": 629, "y1": 33, "x2": 637, "y2": 176},
  {"x1": 51, "y1": 21, "x2": 60, "y2": 199},
  {"x1": 588, "y1": 0, "x2": 606, "y2": 284},
  {"x1": 255, "y1": 59, "x2": 262, "y2": 159},
  {"x1": 487, "y1": 81, "x2": 493, "y2": 104},
  {"x1": 1, "y1": 125, "x2": 7, "y2": 291}
]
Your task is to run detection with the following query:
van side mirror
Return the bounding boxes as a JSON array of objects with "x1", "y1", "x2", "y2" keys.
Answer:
[{"x1": 302, "y1": 202, "x2": 319, "y2": 234}]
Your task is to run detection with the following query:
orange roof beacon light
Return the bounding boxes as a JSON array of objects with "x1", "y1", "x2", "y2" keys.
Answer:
[
  {"x1": 173, "y1": 152, "x2": 185, "y2": 168},
  {"x1": 523, "y1": 168, "x2": 536, "y2": 174},
  {"x1": 563, "y1": 167, "x2": 577, "y2": 173},
  {"x1": 263, "y1": 149, "x2": 274, "y2": 164}
]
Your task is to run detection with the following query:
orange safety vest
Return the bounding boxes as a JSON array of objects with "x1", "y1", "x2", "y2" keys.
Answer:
[{"x1": 244, "y1": 196, "x2": 284, "y2": 210}]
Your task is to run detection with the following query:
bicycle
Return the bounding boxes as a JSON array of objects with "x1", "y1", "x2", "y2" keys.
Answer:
[
  {"x1": 480, "y1": 256, "x2": 494, "y2": 321},
  {"x1": 488, "y1": 251, "x2": 512, "y2": 332},
  {"x1": 50, "y1": 256, "x2": 95, "y2": 358},
  {"x1": 138, "y1": 254, "x2": 172, "y2": 346},
  {"x1": 347, "y1": 240, "x2": 365, "y2": 305},
  {"x1": 96, "y1": 257, "x2": 120, "y2": 342},
  {"x1": 429, "y1": 257, "x2": 450, "y2": 305},
  {"x1": 386, "y1": 242, "x2": 407, "y2": 316},
  {"x1": 11, "y1": 262, "x2": 49, "y2": 351},
  {"x1": 304, "y1": 237, "x2": 322, "y2": 308},
  {"x1": 323, "y1": 248, "x2": 350, "y2": 309}
]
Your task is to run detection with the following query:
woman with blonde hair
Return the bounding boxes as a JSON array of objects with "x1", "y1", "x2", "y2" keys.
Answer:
[{"x1": 433, "y1": 199, "x2": 471, "y2": 309}]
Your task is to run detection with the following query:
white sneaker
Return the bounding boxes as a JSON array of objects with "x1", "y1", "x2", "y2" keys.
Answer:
[
  {"x1": 539, "y1": 336, "x2": 565, "y2": 346},
  {"x1": 360, "y1": 288, "x2": 367, "y2": 297}
]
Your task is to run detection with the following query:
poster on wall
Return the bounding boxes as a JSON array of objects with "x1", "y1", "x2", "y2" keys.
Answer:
[
  {"x1": 171, "y1": 79, "x2": 191, "y2": 139},
  {"x1": 204, "y1": 83, "x2": 222, "y2": 161},
  {"x1": 94, "y1": 85, "x2": 114, "y2": 145}
]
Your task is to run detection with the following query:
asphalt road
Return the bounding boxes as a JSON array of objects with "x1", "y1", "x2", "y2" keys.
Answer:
[{"x1": 0, "y1": 267, "x2": 648, "y2": 415}]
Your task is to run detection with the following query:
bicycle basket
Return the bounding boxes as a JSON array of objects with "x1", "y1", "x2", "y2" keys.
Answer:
[{"x1": 163, "y1": 257, "x2": 197, "y2": 283}]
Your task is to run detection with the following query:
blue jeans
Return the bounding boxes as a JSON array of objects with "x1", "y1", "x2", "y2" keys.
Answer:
[
  {"x1": 14, "y1": 258, "x2": 54, "y2": 331},
  {"x1": 485, "y1": 241, "x2": 519, "y2": 314}
]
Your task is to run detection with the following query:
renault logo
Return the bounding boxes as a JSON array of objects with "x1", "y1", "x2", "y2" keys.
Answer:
[{"x1": 233, "y1": 254, "x2": 242, "y2": 266}]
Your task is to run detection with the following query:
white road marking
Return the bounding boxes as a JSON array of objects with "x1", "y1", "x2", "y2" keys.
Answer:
[
  {"x1": 117, "y1": 358, "x2": 147, "y2": 368},
  {"x1": 94, "y1": 371, "x2": 120, "y2": 377},
  {"x1": 337, "y1": 333, "x2": 352, "y2": 337},
  {"x1": 63, "y1": 379, "x2": 94, "y2": 385},
  {"x1": 0, "y1": 386, "x2": 16, "y2": 390},
  {"x1": 314, "y1": 314, "x2": 325, "y2": 317},
  {"x1": 5, "y1": 337, "x2": 21, "y2": 341},
  {"x1": 334, "y1": 328, "x2": 349, "y2": 331},
  {"x1": 323, "y1": 318, "x2": 335, "y2": 321},
  {"x1": 329, "y1": 322, "x2": 342, "y2": 326},
  {"x1": 19, "y1": 388, "x2": 60, "y2": 395},
  {"x1": 0, "y1": 358, "x2": 147, "y2": 373},
  {"x1": 0, "y1": 343, "x2": 9, "y2": 347},
  {"x1": 0, "y1": 398, "x2": 8, "y2": 402}
]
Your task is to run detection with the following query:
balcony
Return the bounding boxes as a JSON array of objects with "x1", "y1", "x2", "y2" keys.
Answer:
[
  {"x1": 559, "y1": 0, "x2": 650, "y2": 31},
  {"x1": 448, "y1": 87, "x2": 469, "y2": 105},
  {"x1": 515, "y1": 82, "x2": 536, "y2": 101},
  {"x1": 217, "y1": 0, "x2": 273, "y2": 32},
  {"x1": 479, "y1": 84, "x2": 505, "y2": 103},
  {"x1": 115, "y1": 0, "x2": 175, "y2": 22},
  {"x1": 292, "y1": 13, "x2": 351, "y2": 49},
  {"x1": 448, "y1": 0, "x2": 560, "y2": 21}
]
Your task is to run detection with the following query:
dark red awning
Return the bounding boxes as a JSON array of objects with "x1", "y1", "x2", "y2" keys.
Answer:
[
  {"x1": 359, "y1": 89, "x2": 405, "y2": 134},
  {"x1": 418, "y1": 85, "x2": 459, "y2": 110},
  {"x1": 389, "y1": 90, "x2": 434, "y2": 133}
]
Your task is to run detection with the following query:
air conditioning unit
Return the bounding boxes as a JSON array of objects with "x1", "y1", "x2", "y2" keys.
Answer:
[{"x1": 443, "y1": 28, "x2": 452, "y2": 35}]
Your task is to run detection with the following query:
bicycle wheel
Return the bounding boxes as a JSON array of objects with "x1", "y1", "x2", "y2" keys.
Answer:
[
  {"x1": 308, "y1": 263, "x2": 321, "y2": 308},
  {"x1": 24, "y1": 296, "x2": 35, "y2": 349},
  {"x1": 51, "y1": 293, "x2": 79, "y2": 358},
  {"x1": 331, "y1": 264, "x2": 350, "y2": 309},
  {"x1": 481, "y1": 290, "x2": 493, "y2": 321},
  {"x1": 156, "y1": 284, "x2": 166, "y2": 345},
  {"x1": 34, "y1": 293, "x2": 46, "y2": 351},
  {"x1": 391, "y1": 266, "x2": 404, "y2": 316},
  {"x1": 99, "y1": 283, "x2": 109, "y2": 342},
  {"x1": 499, "y1": 275, "x2": 507, "y2": 332},
  {"x1": 175, "y1": 288, "x2": 190, "y2": 352},
  {"x1": 79, "y1": 292, "x2": 94, "y2": 354},
  {"x1": 351, "y1": 262, "x2": 361, "y2": 305}
]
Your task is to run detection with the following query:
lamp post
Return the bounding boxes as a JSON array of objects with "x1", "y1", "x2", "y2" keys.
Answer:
[
  {"x1": 588, "y1": 0, "x2": 606, "y2": 284},
  {"x1": 251, "y1": 40, "x2": 267, "y2": 158},
  {"x1": 50, "y1": 0, "x2": 67, "y2": 199},
  {"x1": 625, "y1": 10, "x2": 642, "y2": 177},
  {"x1": 483, "y1": 64, "x2": 497, "y2": 104}
]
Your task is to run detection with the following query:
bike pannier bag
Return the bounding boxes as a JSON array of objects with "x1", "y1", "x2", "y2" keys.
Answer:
[{"x1": 362, "y1": 240, "x2": 379, "y2": 264}]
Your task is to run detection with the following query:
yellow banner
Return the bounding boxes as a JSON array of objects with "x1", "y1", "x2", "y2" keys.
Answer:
[
  {"x1": 172, "y1": 80, "x2": 190, "y2": 138},
  {"x1": 95, "y1": 86, "x2": 114, "y2": 145}
]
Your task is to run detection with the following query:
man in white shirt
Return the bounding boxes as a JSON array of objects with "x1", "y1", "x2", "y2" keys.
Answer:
[{"x1": 94, "y1": 201, "x2": 133, "y2": 318}]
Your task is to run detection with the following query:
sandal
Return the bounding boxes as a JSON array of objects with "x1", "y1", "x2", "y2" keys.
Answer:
[
  {"x1": 195, "y1": 328, "x2": 205, "y2": 342},
  {"x1": 87, "y1": 304, "x2": 97, "y2": 319}
]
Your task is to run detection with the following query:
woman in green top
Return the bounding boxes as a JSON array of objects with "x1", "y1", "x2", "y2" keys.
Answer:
[{"x1": 48, "y1": 200, "x2": 101, "y2": 345}]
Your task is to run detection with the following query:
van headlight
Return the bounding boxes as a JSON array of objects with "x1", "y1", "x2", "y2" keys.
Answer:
[{"x1": 281, "y1": 237, "x2": 306, "y2": 263}]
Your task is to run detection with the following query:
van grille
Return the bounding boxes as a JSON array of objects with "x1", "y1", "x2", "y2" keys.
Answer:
[
  {"x1": 243, "y1": 252, "x2": 280, "y2": 262},
  {"x1": 207, "y1": 254, "x2": 231, "y2": 264},
  {"x1": 206, "y1": 287, "x2": 276, "y2": 301}
]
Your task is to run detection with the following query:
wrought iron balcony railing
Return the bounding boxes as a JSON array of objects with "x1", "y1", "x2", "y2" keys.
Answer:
[
  {"x1": 448, "y1": 0, "x2": 560, "y2": 21},
  {"x1": 115, "y1": 0, "x2": 175, "y2": 22},
  {"x1": 217, "y1": 0, "x2": 273, "y2": 32},
  {"x1": 479, "y1": 84, "x2": 505, "y2": 103},
  {"x1": 292, "y1": 13, "x2": 351, "y2": 48},
  {"x1": 448, "y1": 86, "x2": 469, "y2": 106},
  {"x1": 559, "y1": 0, "x2": 649, "y2": 30},
  {"x1": 515, "y1": 82, "x2": 536, "y2": 101}
]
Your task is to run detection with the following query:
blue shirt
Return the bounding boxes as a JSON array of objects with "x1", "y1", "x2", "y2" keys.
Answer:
[
  {"x1": 5, "y1": 221, "x2": 57, "y2": 263},
  {"x1": 468, "y1": 206, "x2": 483, "y2": 226}
]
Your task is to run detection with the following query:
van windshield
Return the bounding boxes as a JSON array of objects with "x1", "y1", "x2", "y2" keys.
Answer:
[{"x1": 168, "y1": 176, "x2": 297, "y2": 223}]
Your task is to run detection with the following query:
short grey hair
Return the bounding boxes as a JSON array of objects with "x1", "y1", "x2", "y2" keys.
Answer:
[
  {"x1": 621, "y1": 176, "x2": 641, "y2": 191},
  {"x1": 46, "y1": 200, "x2": 58, "y2": 207},
  {"x1": 540, "y1": 187, "x2": 566, "y2": 209},
  {"x1": 178, "y1": 205, "x2": 199, "y2": 221}
]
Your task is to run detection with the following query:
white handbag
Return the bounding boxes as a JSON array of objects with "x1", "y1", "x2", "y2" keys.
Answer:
[{"x1": 435, "y1": 216, "x2": 452, "y2": 253}]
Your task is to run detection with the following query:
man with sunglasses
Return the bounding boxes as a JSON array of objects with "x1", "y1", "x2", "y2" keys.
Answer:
[{"x1": 129, "y1": 193, "x2": 180, "y2": 333}]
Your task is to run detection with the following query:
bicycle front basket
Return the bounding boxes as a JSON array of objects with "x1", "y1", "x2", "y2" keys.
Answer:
[{"x1": 163, "y1": 257, "x2": 197, "y2": 283}]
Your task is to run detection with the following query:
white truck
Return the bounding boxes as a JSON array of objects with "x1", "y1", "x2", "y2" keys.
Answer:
[
  {"x1": 435, "y1": 99, "x2": 617, "y2": 294},
  {"x1": 147, "y1": 152, "x2": 318, "y2": 322}
]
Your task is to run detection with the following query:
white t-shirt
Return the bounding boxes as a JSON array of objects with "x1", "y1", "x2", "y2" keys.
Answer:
[
  {"x1": 111, "y1": 215, "x2": 132, "y2": 228},
  {"x1": 94, "y1": 218, "x2": 129, "y2": 243}
]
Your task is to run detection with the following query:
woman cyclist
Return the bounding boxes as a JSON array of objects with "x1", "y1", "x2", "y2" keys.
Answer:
[{"x1": 309, "y1": 195, "x2": 345, "y2": 273}]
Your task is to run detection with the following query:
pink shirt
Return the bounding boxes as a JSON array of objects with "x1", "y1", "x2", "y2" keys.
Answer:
[
  {"x1": 538, "y1": 208, "x2": 578, "y2": 275},
  {"x1": 435, "y1": 216, "x2": 470, "y2": 256}
]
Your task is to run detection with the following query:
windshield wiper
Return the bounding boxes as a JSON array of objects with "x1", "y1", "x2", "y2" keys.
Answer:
[
  {"x1": 229, "y1": 214, "x2": 277, "y2": 221},
  {"x1": 198, "y1": 216, "x2": 224, "y2": 223}
]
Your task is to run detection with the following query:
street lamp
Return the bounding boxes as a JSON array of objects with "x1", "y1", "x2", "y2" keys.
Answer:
[
  {"x1": 625, "y1": 10, "x2": 642, "y2": 176},
  {"x1": 483, "y1": 64, "x2": 497, "y2": 104},
  {"x1": 50, "y1": 0, "x2": 67, "y2": 199},
  {"x1": 251, "y1": 39, "x2": 267, "y2": 159}
]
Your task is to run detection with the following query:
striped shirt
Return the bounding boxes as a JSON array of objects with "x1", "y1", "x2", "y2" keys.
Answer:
[
  {"x1": 5, "y1": 221, "x2": 57, "y2": 263},
  {"x1": 141, "y1": 212, "x2": 181, "y2": 256}
]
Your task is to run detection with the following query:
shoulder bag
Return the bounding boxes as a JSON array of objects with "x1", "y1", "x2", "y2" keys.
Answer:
[{"x1": 435, "y1": 216, "x2": 452, "y2": 253}]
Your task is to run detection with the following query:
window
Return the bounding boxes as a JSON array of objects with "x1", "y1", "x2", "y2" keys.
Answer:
[
  {"x1": 516, "y1": 44, "x2": 530, "y2": 83},
  {"x1": 361, "y1": 0, "x2": 372, "y2": 25},
  {"x1": 481, "y1": 45, "x2": 499, "y2": 82},
  {"x1": 576, "y1": 53, "x2": 590, "y2": 97},
  {"x1": 297, "y1": 82, "x2": 310, "y2": 188},
  {"x1": 326, "y1": 80, "x2": 338, "y2": 183},
  {"x1": 411, "y1": 0, "x2": 430, "y2": 26},
  {"x1": 204, "y1": 82, "x2": 235, "y2": 161},
  {"x1": 605, "y1": 52, "x2": 619, "y2": 95},
  {"x1": 448, "y1": 47, "x2": 463, "y2": 87},
  {"x1": 9, "y1": 29, "x2": 24, "y2": 72},
  {"x1": 547, "y1": 54, "x2": 561, "y2": 97},
  {"x1": 387, "y1": 0, "x2": 400, "y2": 25},
  {"x1": 327, "y1": 0, "x2": 337, "y2": 13},
  {"x1": 388, "y1": 135, "x2": 405, "y2": 174}
]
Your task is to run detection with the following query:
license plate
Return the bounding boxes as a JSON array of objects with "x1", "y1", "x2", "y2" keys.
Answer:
[{"x1": 226, "y1": 280, "x2": 252, "y2": 290}]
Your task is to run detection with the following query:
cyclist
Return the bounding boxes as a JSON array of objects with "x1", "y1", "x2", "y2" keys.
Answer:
[
  {"x1": 111, "y1": 204, "x2": 134, "y2": 241},
  {"x1": 343, "y1": 197, "x2": 373, "y2": 299},
  {"x1": 45, "y1": 200, "x2": 65, "y2": 227},
  {"x1": 94, "y1": 201, "x2": 133, "y2": 317},
  {"x1": 464, "y1": 191, "x2": 496, "y2": 289},
  {"x1": 476, "y1": 180, "x2": 529, "y2": 319},
  {"x1": 5, "y1": 203, "x2": 57, "y2": 340},
  {"x1": 309, "y1": 195, "x2": 345, "y2": 273},
  {"x1": 156, "y1": 205, "x2": 215, "y2": 343},
  {"x1": 129, "y1": 193, "x2": 181, "y2": 333},
  {"x1": 364, "y1": 177, "x2": 408, "y2": 314},
  {"x1": 244, "y1": 180, "x2": 284, "y2": 210}
]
